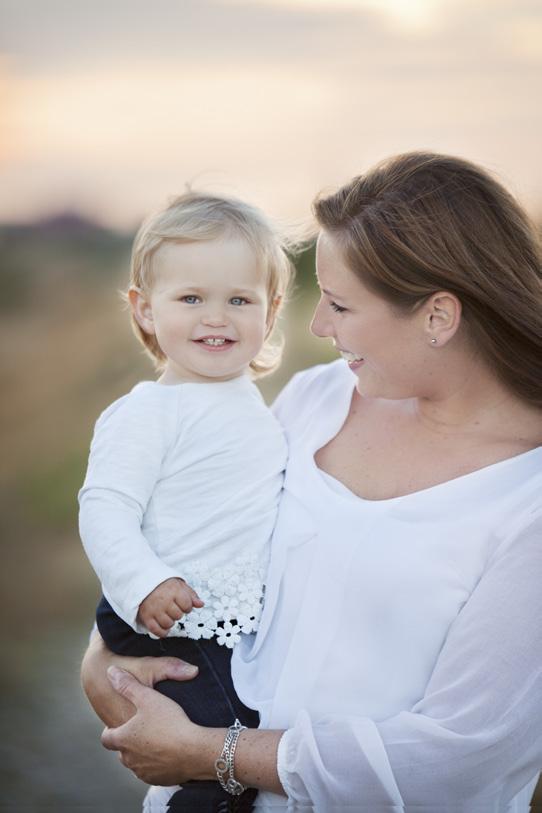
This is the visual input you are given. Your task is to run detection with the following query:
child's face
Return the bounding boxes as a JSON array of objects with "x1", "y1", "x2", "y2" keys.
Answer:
[{"x1": 132, "y1": 235, "x2": 270, "y2": 384}]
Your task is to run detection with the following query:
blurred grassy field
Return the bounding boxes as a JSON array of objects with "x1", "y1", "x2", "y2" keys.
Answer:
[{"x1": 1, "y1": 217, "x2": 540, "y2": 808}]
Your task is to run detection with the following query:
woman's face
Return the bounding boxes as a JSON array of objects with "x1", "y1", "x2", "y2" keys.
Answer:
[{"x1": 311, "y1": 230, "x2": 431, "y2": 400}]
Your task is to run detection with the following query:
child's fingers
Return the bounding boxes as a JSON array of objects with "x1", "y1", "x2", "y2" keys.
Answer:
[
  {"x1": 155, "y1": 611, "x2": 176, "y2": 631},
  {"x1": 191, "y1": 592, "x2": 205, "y2": 608},
  {"x1": 175, "y1": 579, "x2": 204, "y2": 607},
  {"x1": 166, "y1": 603, "x2": 184, "y2": 623},
  {"x1": 170, "y1": 582, "x2": 204, "y2": 615},
  {"x1": 185, "y1": 584, "x2": 205, "y2": 608},
  {"x1": 146, "y1": 616, "x2": 173, "y2": 638},
  {"x1": 174, "y1": 594, "x2": 194, "y2": 614}
]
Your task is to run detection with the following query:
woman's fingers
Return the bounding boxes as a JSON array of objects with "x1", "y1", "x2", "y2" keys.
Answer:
[
  {"x1": 101, "y1": 667, "x2": 200, "y2": 785},
  {"x1": 101, "y1": 667, "x2": 151, "y2": 734},
  {"x1": 140, "y1": 656, "x2": 198, "y2": 686}
]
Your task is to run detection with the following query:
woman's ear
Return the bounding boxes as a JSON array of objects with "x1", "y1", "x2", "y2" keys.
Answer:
[
  {"x1": 423, "y1": 291, "x2": 462, "y2": 348},
  {"x1": 128, "y1": 287, "x2": 155, "y2": 335}
]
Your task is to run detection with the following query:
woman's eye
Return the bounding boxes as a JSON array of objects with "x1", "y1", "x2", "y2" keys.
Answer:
[
  {"x1": 180, "y1": 295, "x2": 200, "y2": 304},
  {"x1": 330, "y1": 301, "x2": 347, "y2": 313},
  {"x1": 230, "y1": 297, "x2": 248, "y2": 306}
]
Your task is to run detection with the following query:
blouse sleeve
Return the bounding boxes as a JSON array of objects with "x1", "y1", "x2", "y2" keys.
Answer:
[
  {"x1": 277, "y1": 508, "x2": 542, "y2": 807},
  {"x1": 78, "y1": 386, "x2": 184, "y2": 632}
]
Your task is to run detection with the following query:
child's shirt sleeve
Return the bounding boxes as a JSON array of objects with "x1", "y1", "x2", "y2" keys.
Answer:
[{"x1": 78, "y1": 384, "x2": 183, "y2": 632}]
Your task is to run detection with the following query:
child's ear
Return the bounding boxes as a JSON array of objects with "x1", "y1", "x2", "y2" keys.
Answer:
[
  {"x1": 266, "y1": 295, "x2": 282, "y2": 331},
  {"x1": 128, "y1": 287, "x2": 155, "y2": 335}
]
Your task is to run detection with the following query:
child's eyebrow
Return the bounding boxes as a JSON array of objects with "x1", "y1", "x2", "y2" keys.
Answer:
[
  {"x1": 173, "y1": 283, "x2": 205, "y2": 291},
  {"x1": 230, "y1": 288, "x2": 263, "y2": 296},
  {"x1": 172, "y1": 285, "x2": 264, "y2": 296}
]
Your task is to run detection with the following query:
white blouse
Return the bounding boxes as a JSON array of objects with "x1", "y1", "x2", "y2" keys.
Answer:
[{"x1": 232, "y1": 360, "x2": 542, "y2": 811}]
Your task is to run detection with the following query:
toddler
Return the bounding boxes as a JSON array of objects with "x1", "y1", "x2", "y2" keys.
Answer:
[{"x1": 78, "y1": 192, "x2": 292, "y2": 808}]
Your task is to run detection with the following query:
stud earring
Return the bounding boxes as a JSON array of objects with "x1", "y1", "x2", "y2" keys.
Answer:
[{"x1": 430, "y1": 338, "x2": 438, "y2": 345}]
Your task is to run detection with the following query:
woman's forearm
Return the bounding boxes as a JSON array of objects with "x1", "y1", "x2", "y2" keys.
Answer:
[
  {"x1": 191, "y1": 726, "x2": 286, "y2": 796},
  {"x1": 237, "y1": 728, "x2": 286, "y2": 796},
  {"x1": 100, "y1": 665, "x2": 287, "y2": 795},
  {"x1": 81, "y1": 633, "x2": 136, "y2": 727}
]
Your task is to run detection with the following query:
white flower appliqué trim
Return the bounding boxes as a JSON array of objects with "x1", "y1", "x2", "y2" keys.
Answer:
[{"x1": 168, "y1": 556, "x2": 266, "y2": 647}]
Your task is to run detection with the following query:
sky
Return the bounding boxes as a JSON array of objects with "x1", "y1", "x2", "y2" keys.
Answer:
[{"x1": 1, "y1": 0, "x2": 541, "y2": 228}]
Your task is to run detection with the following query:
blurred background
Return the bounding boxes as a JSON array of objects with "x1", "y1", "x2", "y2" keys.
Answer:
[{"x1": 1, "y1": 0, "x2": 540, "y2": 808}]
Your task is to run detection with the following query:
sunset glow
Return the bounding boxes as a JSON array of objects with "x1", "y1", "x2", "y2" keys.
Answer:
[{"x1": 1, "y1": 0, "x2": 541, "y2": 227}]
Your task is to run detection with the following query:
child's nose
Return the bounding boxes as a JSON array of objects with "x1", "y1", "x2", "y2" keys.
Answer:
[{"x1": 201, "y1": 309, "x2": 227, "y2": 328}]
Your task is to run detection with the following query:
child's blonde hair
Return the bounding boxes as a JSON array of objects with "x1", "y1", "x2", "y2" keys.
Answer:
[{"x1": 128, "y1": 191, "x2": 294, "y2": 378}]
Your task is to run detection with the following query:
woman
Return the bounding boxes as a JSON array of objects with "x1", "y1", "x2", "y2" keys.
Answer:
[{"x1": 82, "y1": 152, "x2": 542, "y2": 810}]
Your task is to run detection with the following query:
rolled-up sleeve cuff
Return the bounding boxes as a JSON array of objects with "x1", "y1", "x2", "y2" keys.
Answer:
[
  {"x1": 275, "y1": 716, "x2": 313, "y2": 804},
  {"x1": 276, "y1": 729, "x2": 296, "y2": 801},
  {"x1": 274, "y1": 709, "x2": 405, "y2": 807}
]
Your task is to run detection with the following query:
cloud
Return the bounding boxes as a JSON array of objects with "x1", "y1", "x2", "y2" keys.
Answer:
[
  {"x1": 2, "y1": 0, "x2": 540, "y2": 72},
  {"x1": 1, "y1": 0, "x2": 541, "y2": 225}
]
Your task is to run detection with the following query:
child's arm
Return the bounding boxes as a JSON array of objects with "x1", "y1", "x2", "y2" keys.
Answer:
[
  {"x1": 137, "y1": 577, "x2": 204, "y2": 638},
  {"x1": 79, "y1": 386, "x2": 189, "y2": 632}
]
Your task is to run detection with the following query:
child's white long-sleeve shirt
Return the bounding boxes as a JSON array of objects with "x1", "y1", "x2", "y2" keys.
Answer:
[{"x1": 78, "y1": 375, "x2": 287, "y2": 636}]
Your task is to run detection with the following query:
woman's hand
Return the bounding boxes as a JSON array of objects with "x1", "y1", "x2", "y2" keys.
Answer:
[
  {"x1": 80, "y1": 633, "x2": 198, "y2": 728},
  {"x1": 100, "y1": 666, "x2": 223, "y2": 785}
]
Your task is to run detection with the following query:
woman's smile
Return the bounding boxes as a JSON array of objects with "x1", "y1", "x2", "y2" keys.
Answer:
[{"x1": 336, "y1": 347, "x2": 365, "y2": 368}]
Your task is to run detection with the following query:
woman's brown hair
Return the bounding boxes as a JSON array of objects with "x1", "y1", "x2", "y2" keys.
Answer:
[{"x1": 313, "y1": 152, "x2": 542, "y2": 408}]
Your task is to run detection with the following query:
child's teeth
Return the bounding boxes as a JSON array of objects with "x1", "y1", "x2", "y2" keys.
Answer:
[{"x1": 203, "y1": 338, "x2": 226, "y2": 345}]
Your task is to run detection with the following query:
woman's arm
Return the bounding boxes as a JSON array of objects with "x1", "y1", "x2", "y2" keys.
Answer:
[
  {"x1": 80, "y1": 632, "x2": 198, "y2": 728},
  {"x1": 100, "y1": 665, "x2": 286, "y2": 795}
]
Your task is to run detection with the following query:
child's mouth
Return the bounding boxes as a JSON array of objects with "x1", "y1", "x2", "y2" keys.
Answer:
[{"x1": 194, "y1": 337, "x2": 236, "y2": 351}]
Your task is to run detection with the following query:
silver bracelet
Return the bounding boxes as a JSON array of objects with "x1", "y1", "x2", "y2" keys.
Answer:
[{"x1": 215, "y1": 718, "x2": 247, "y2": 795}]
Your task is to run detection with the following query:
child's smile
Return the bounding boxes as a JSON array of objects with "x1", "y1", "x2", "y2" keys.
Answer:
[{"x1": 194, "y1": 335, "x2": 237, "y2": 351}]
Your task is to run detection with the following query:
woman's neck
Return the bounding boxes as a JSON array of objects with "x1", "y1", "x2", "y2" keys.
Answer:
[{"x1": 412, "y1": 358, "x2": 541, "y2": 444}]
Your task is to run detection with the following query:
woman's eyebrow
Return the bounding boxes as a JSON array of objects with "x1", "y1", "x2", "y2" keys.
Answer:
[{"x1": 322, "y1": 287, "x2": 343, "y2": 299}]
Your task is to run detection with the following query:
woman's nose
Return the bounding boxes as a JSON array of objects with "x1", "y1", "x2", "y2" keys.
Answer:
[{"x1": 310, "y1": 299, "x2": 332, "y2": 338}]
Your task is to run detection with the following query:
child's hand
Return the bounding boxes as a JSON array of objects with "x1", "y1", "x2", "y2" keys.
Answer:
[{"x1": 137, "y1": 578, "x2": 204, "y2": 638}]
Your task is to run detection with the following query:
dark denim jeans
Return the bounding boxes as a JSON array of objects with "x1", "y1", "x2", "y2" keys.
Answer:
[{"x1": 96, "y1": 595, "x2": 259, "y2": 811}]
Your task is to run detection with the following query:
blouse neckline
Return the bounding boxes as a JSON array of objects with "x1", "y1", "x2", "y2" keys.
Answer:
[{"x1": 311, "y1": 361, "x2": 542, "y2": 506}]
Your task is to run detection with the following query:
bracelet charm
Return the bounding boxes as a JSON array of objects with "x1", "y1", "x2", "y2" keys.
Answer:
[{"x1": 215, "y1": 718, "x2": 248, "y2": 796}]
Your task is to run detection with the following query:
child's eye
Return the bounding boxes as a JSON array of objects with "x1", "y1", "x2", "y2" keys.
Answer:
[
  {"x1": 230, "y1": 297, "x2": 249, "y2": 306},
  {"x1": 180, "y1": 295, "x2": 201, "y2": 304},
  {"x1": 330, "y1": 301, "x2": 347, "y2": 313}
]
